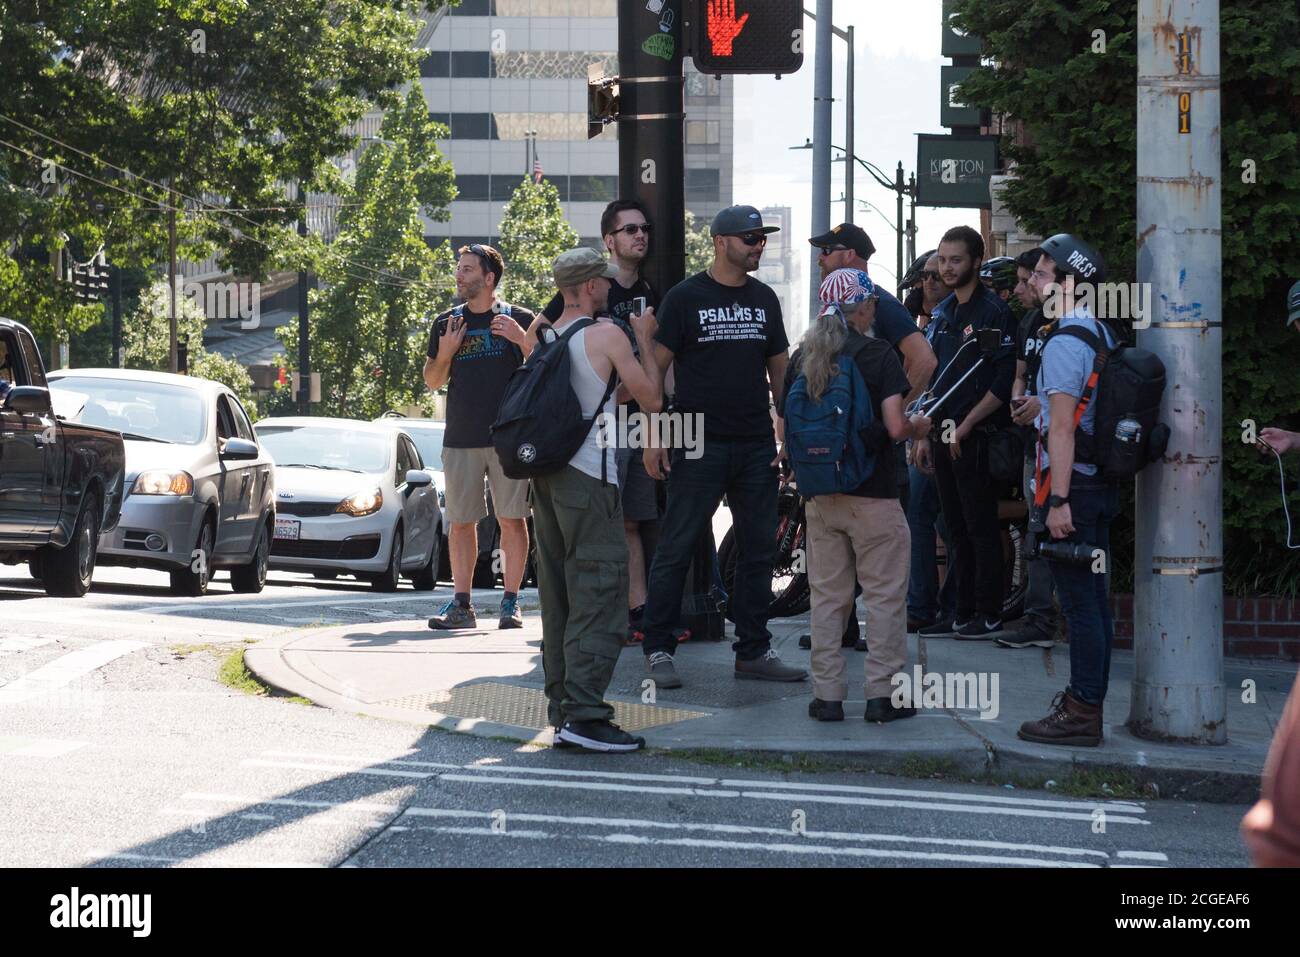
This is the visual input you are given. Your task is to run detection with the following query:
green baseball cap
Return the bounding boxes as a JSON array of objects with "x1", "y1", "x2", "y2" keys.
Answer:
[
  {"x1": 1288, "y1": 280, "x2": 1300, "y2": 325},
  {"x1": 552, "y1": 247, "x2": 618, "y2": 287}
]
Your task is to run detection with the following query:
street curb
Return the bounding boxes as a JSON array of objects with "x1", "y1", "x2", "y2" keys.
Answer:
[{"x1": 243, "y1": 632, "x2": 1262, "y2": 805}]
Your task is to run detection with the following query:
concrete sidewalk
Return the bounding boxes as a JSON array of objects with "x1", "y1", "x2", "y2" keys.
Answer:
[{"x1": 245, "y1": 590, "x2": 1293, "y2": 802}]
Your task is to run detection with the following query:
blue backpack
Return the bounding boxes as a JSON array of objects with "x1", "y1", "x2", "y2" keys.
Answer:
[{"x1": 784, "y1": 340, "x2": 876, "y2": 498}]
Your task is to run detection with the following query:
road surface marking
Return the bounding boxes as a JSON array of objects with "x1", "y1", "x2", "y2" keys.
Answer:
[
  {"x1": 438, "y1": 772, "x2": 740, "y2": 798},
  {"x1": 180, "y1": 792, "x2": 405, "y2": 814},
  {"x1": 0, "y1": 639, "x2": 147, "y2": 705},
  {"x1": 384, "y1": 824, "x2": 1098, "y2": 867},
  {"x1": 240, "y1": 758, "x2": 431, "y2": 779},
  {"x1": 1116, "y1": 849, "x2": 1169, "y2": 861},
  {"x1": 401, "y1": 807, "x2": 1116, "y2": 860}
]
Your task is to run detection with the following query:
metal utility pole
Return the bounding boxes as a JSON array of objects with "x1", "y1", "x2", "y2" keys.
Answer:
[
  {"x1": 1130, "y1": 0, "x2": 1225, "y2": 743},
  {"x1": 804, "y1": 9, "x2": 853, "y2": 225},
  {"x1": 167, "y1": 188, "x2": 178, "y2": 375},
  {"x1": 894, "y1": 162, "x2": 905, "y2": 289},
  {"x1": 617, "y1": 1, "x2": 684, "y2": 298},
  {"x1": 111, "y1": 264, "x2": 123, "y2": 368},
  {"x1": 907, "y1": 171, "x2": 917, "y2": 266},
  {"x1": 297, "y1": 181, "x2": 311, "y2": 415},
  {"x1": 810, "y1": 0, "x2": 833, "y2": 310}
]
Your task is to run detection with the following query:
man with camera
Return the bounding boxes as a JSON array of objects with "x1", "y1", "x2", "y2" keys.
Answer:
[{"x1": 1017, "y1": 234, "x2": 1119, "y2": 748}]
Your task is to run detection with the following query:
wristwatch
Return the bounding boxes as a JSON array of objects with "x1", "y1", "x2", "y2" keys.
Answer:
[{"x1": 1048, "y1": 494, "x2": 1070, "y2": 508}]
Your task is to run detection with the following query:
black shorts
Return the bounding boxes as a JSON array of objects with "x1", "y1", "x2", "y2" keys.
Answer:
[{"x1": 616, "y1": 447, "x2": 659, "y2": 523}]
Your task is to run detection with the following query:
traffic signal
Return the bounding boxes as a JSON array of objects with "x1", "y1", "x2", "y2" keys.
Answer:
[
  {"x1": 686, "y1": 0, "x2": 804, "y2": 76},
  {"x1": 66, "y1": 251, "x2": 110, "y2": 303}
]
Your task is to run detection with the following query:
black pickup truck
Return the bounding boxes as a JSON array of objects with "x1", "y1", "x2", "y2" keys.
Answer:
[{"x1": 0, "y1": 318, "x2": 125, "y2": 596}]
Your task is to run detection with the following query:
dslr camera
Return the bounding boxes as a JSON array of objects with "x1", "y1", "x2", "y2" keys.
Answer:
[{"x1": 1027, "y1": 502, "x2": 1102, "y2": 567}]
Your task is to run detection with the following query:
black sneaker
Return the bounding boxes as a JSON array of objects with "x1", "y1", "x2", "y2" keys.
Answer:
[
  {"x1": 864, "y1": 696, "x2": 917, "y2": 723},
  {"x1": 808, "y1": 698, "x2": 845, "y2": 722},
  {"x1": 995, "y1": 621, "x2": 1056, "y2": 649},
  {"x1": 918, "y1": 618, "x2": 966, "y2": 639},
  {"x1": 557, "y1": 719, "x2": 646, "y2": 753},
  {"x1": 955, "y1": 617, "x2": 1005, "y2": 640},
  {"x1": 551, "y1": 726, "x2": 578, "y2": 750},
  {"x1": 798, "y1": 633, "x2": 811, "y2": 650}
]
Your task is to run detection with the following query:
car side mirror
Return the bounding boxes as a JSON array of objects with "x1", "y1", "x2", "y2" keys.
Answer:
[
  {"x1": 3, "y1": 385, "x2": 52, "y2": 416},
  {"x1": 220, "y1": 437, "x2": 260, "y2": 461},
  {"x1": 405, "y1": 469, "x2": 433, "y2": 491}
]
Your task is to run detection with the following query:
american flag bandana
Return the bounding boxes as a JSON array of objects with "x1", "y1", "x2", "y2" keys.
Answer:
[{"x1": 818, "y1": 267, "x2": 876, "y2": 319}]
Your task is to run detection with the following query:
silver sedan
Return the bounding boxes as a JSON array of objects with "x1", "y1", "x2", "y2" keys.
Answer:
[{"x1": 48, "y1": 369, "x2": 275, "y2": 596}]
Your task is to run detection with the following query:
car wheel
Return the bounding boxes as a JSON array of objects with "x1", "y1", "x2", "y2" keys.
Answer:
[
  {"x1": 411, "y1": 527, "x2": 440, "y2": 591},
  {"x1": 29, "y1": 552, "x2": 44, "y2": 582},
  {"x1": 170, "y1": 519, "x2": 214, "y2": 597},
  {"x1": 371, "y1": 527, "x2": 403, "y2": 592},
  {"x1": 43, "y1": 492, "x2": 100, "y2": 598},
  {"x1": 231, "y1": 520, "x2": 270, "y2": 594}
]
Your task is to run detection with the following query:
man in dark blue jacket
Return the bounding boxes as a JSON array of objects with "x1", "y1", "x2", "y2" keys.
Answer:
[{"x1": 910, "y1": 226, "x2": 1017, "y2": 640}]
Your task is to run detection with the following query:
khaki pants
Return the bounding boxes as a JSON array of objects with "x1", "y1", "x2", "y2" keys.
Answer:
[
  {"x1": 806, "y1": 494, "x2": 911, "y2": 701},
  {"x1": 530, "y1": 466, "x2": 629, "y2": 726}
]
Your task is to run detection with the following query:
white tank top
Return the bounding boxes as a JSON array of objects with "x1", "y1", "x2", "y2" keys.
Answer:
[{"x1": 562, "y1": 322, "x2": 618, "y2": 483}]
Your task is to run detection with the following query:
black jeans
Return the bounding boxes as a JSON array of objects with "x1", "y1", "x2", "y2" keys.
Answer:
[
  {"x1": 642, "y1": 436, "x2": 778, "y2": 661},
  {"x1": 933, "y1": 431, "x2": 1003, "y2": 619},
  {"x1": 1046, "y1": 477, "x2": 1121, "y2": 706}
]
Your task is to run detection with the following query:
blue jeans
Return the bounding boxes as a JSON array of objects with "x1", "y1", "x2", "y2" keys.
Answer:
[
  {"x1": 643, "y1": 436, "x2": 778, "y2": 661},
  {"x1": 906, "y1": 463, "x2": 955, "y2": 622},
  {"x1": 1045, "y1": 477, "x2": 1120, "y2": 706}
]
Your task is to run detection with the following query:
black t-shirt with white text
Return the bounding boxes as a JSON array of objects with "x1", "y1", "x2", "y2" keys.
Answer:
[
  {"x1": 1015, "y1": 306, "x2": 1053, "y2": 396},
  {"x1": 655, "y1": 271, "x2": 788, "y2": 439},
  {"x1": 426, "y1": 303, "x2": 535, "y2": 448},
  {"x1": 780, "y1": 332, "x2": 910, "y2": 499}
]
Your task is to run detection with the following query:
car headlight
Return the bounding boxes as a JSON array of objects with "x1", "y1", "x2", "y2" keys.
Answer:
[
  {"x1": 132, "y1": 470, "x2": 194, "y2": 496},
  {"x1": 336, "y1": 487, "x2": 383, "y2": 517}
]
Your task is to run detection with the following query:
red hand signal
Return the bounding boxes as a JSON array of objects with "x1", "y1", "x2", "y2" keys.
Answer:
[{"x1": 708, "y1": 0, "x2": 750, "y2": 57}]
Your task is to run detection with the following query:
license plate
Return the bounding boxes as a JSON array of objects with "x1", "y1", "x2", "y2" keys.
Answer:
[{"x1": 274, "y1": 518, "x2": 300, "y2": 541}]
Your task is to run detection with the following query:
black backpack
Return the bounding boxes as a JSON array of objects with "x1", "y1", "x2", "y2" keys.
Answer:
[
  {"x1": 1045, "y1": 319, "x2": 1170, "y2": 479},
  {"x1": 490, "y1": 318, "x2": 617, "y2": 480}
]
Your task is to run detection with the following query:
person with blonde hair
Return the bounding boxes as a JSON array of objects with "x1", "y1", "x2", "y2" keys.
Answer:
[{"x1": 778, "y1": 268, "x2": 920, "y2": 723}]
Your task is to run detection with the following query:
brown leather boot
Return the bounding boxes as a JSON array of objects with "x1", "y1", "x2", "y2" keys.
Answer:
[{"x1": 1017, "y1": 690, "x2": 1103, "y2": 747}]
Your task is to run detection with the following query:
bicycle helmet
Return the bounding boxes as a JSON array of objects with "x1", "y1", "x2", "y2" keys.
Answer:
[{"x1": 978, "y1": 256, "x2": 1019, "y2": 292}]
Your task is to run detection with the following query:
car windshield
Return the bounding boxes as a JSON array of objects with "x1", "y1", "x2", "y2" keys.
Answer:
[
  {"x1": 403, "y1": 427, "x2": 444, "y2": 471},
  {"x1": 49, "y1": 376, "x2": 206, "y2": 444},
  {"x1": 257, "y1": 425, "x2": 390, "y2": 474}
]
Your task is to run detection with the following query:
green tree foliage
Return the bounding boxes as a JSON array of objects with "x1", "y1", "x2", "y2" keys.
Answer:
[
  {"x1": 277, "y1": 88, "x2": 456, "y2": 419},
  {"x1": 496, "y1": 177, "x2": 580, "y2": 312},
  {"x1": 952, "y1": 0, "x2": 1300, "y2": 595},
  {"x1": 685, "y1": 210, "x2": 715, "y2": 276},
  {"x1": 0, "y1": 1, "x2": 445, "y2": 344},
  {"x1": 124, "y1": 279, "x2": 258, "y2": 415}
]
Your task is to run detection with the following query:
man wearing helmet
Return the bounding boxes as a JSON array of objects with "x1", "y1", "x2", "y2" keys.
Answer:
[
  {"x1": 979, "y1": 256, "x2": 1020, "y2": 307},
  {"x1": 1018, "y1": 233, "x2": 1119, "y2": 747}
]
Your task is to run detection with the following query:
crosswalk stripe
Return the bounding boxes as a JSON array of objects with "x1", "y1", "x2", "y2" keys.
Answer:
[
  {"x1": 0, "y1": 636, "x2": 55, "y2": 655},
  {"x1": 0, "y1": 639, "x2": 147, "y2": 705},
  {"x1": 240, "y1": 758, "x2": 430, "y2": 779}
]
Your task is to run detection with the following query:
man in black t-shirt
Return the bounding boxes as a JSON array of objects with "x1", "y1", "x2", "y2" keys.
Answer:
[
  {"x1": 639, "y1": 205, "x2": 808, "y2": 689},
  {"x1": 541, "y1": 200, "x2": 663, "y2": 643},
  {"x1": 778, "y1": 271, "x2": 916, "y2": 722},
  {"x1": 423, "y1": 243, "x2": 535, "y2": 632}
]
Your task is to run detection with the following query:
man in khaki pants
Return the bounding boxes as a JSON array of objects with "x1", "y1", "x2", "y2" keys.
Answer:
[{"x1": 778, "y1": 268, "x2": 920, "y2": 723}]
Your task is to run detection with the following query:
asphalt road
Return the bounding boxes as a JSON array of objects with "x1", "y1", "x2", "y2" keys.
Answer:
[{"x1": 0, "y1": 564, "x2": 1253, "y2": 869}]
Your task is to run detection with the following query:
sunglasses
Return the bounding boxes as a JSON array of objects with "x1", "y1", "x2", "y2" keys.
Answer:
[
  {"x1": 920, "y1": 270, "x2": 942, "y2": 281},
  {"x1": 610, "y1": 223, "x2": 652, "y2": 236},
  {"x1": 731, "y1": 232, "x2": 768, "y2": 247}
]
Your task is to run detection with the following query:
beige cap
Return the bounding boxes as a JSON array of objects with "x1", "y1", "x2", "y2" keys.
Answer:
[{"x1": 553, "y1": 247, "x2": 619, "y2": 287}]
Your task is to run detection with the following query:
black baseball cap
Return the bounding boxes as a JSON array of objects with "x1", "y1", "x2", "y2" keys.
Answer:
[
  {"x1": 809, "y1": 223, "x2": 876, "y2": 261},
  {"x1": 710, "y1": 205, "x2": 780, "y2": 237}
]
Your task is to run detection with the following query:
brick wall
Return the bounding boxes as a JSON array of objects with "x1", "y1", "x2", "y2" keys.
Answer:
[{"x1": 1109, "y1": 594, "x2": 1300, "y2": 661}]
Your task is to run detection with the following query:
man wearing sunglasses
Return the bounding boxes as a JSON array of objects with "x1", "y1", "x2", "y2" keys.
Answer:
[
  {"x1": 541, "y1": 200, "x2": 663, "y2": 644},
  {"x1": 639, "y1": 205, "x2": 807, "y2": 689},
  {"x1": 424, "y1": 242, "x2": 535, "y2": 631}
]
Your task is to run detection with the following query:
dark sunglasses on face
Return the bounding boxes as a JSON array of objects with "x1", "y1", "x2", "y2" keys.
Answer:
[
  {"x1": 818, "y1": 244, "x2": 850, "y2": 255},
  {"x1": 921, "y1": 270, "x2": 942, "y2": 281},
  {"x1": 733, "y1": 232, "x2": 768, "y2": 247},
  {"x1": 610, "y1": 223, "x2": 652, "y2": 236}
]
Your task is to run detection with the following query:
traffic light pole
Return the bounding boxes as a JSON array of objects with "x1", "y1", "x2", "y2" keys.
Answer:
[
  {"x1": 111, "y1": 264, "x2": 122, "y2": 368},
  {"x1": 1131, "y1": 0, "x2": 1225, "y2": 742},
  {"x1": 810, "y1": 0, "x2": 833, "y2": 312},
  {"x1": 297, "y1": 181, "x2": 311, "y2": 415},
  {"x1": 617, "y1": 1, "x2": 685, "y2": 298}
]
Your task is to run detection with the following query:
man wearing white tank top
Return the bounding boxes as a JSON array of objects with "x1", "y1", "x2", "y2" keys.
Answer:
[{"x1": 526, "y1": 248, "x2": 663, "y2": 753}]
